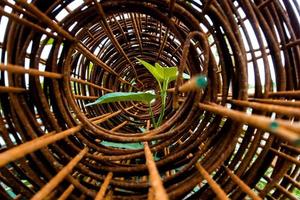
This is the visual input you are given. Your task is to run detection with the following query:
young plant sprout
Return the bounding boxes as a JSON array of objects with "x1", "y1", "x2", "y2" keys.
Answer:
[{"x1": 85, "y1": 58, "x2": 203, "y2": 129}]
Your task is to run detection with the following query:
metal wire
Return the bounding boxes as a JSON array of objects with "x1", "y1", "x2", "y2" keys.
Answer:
[{"x1": 0, "y1": 0, "x2": 299, "y2": 199}]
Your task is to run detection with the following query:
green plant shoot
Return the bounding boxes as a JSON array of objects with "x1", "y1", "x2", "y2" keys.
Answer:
[
  {"x1": 136, "y1": 58, "x2": 190, "y2": 127},
  {"x1": 85, "y1": 58, "x2": 190, "y2": 129}
]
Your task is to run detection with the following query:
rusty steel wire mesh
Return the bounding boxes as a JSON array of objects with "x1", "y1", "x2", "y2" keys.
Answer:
[{"x1": 0, "y1": 0, "x2": 299, "y2": 199}]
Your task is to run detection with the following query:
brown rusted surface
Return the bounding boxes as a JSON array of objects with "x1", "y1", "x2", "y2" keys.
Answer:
[{"x1": 0, "y1": 0, "x2": 299, "y2": 199}]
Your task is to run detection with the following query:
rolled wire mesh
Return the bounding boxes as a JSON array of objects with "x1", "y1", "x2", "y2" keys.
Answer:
[{"x1": 0, "y1": 0, "x2": 299, "y2": 199}]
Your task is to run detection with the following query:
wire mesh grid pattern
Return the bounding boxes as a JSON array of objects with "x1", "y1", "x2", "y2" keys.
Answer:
[{"x1": 0, "y1": 0, "x2": 299, "y2": 199}]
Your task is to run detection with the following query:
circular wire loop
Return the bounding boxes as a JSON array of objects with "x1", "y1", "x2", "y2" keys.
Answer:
[{"x1": 0, "y1": 0, "x2": 299, "y2": 200}]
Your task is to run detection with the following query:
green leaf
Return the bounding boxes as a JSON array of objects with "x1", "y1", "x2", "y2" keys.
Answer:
[
  {"x1": 155, "y1": 63, "x2": 177, "y2": 81},
  {"x1": 154, "y1": 63, "x2": 164, "y2": 76},
  {"x1": 85, "y1": 92, "x2": 156, "y2": 107},
  {"x1": 101, "y1": 141, "x2": 143, "y2": 150},
  {"x1": 40, "y1": 38, "x2": 65, "y2": 46},
  {"x1": 164, "y1": 67, "x2": 178, "y2": 81},
  {"x1": 138, "y1": 59, "x2": 185, "y2": 83},
  {"x1": 40, "y1": 38, "x2": 54, "y2": 45},
  {"x1": 137, "y1": 58, "x2": 163, "y2": 82},
  {"x1": 88, "y1": 62, "x2": 93, "y2": 75},
  {"x1": 155, "y1": 62, "x2": 190, "y2": 81},
  {"x1": 46, "y1": 38, "x2": 54, "y2": 45}
]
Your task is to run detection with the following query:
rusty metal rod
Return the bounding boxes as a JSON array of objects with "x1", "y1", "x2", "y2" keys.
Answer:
[
  {"x1": 195, "y1": 163, "x2": 229, "y2": 200},
  {"x1": 0, "y1": 86, "x2": 26, "y2": 93},
  {"x1": 94, "y1": 172, "x2": 113, "y2": 200},
  {"x1": 269, "y1": 148, "x2": 300, "y2": 166},
  {"x1": 199, "y1": 103, "x2": 300, "y2": 145},
  {"x1": 57, "y1": 185, "x2": 75, "y2": 200},
  {"x1": 0, "y1": 63, "x2": 63, "y2": 79},
  {"x1": 268, "y1": 90, "x2": 300, "y2": 97},
  {"x1": 144, "y1": 142, "x2": 169, "y2": 200},
  {"x1": 71, "y1": 77, "x2": 113, "y2": 92},
  {"x1": 229, "y1": 99, "x2": 300, "y2": 117},
  {"x1": 31, "y1": 148, "x2": 88, "y2": 200},
  {"x1": 111, "y1": 121, "x2": 128, "y2": 131},
  {"x1": 223, "y1": 166, "x2": 262, "y2": 200},
  {"x1": 0, "y1": 126, "x2": 81, "y2": 167}
]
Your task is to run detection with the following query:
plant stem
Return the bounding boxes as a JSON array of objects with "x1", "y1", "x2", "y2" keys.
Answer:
[
  {"x1": 148, "y1": 103, "x2": 157, "y2": 128},
  {"x1": 157, "y1": 80, "x2": 168, "y2": 126}
]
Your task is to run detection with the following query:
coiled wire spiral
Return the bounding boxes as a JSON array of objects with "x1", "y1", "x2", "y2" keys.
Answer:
[{"x1": 0, "y1": 0, "x2": 299, "y2": 199}]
